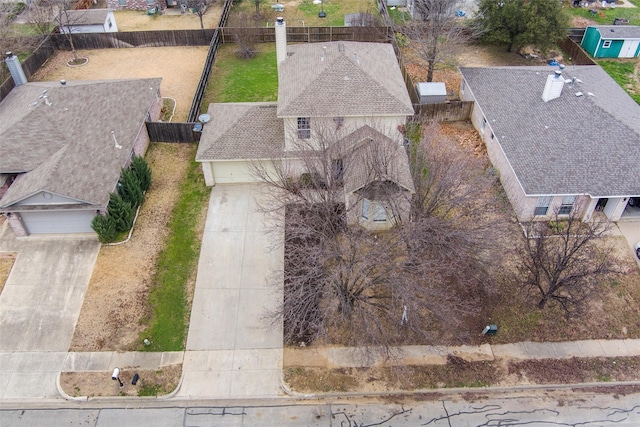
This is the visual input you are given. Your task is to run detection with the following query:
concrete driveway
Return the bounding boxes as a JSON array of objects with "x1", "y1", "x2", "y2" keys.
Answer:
[
  {"x1": 616, "y1": 220, "x2": 640, "y2": 268},
  {"x1": 178, "y1": 184, "x2": 284, "y2": 399},
  {"x1": 0, "y1": 224, "x2": 100, "y2": 398}
]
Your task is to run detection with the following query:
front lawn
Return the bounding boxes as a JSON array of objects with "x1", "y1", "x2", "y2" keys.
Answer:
[{"x1": 202, "y1": 43, "x2": 278, "y2": 107}]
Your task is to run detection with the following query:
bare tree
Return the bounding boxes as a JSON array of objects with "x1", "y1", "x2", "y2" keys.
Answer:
[
  {"x1": 182, "y1": 0, "x2": 213, "y2": 30},
  {"x1": 1, "y1": 4, "x2": 40, "y2": 82},
  {"x1": 396, "y1": 0, "x2": 477, "y2": 82},
  {"x1": 25, "y1": 0, "x2": 55, "y2": 39},
  {"x1": 253, "y1": 119, "x2": 495, "y2": 356},
  {"x1": 51, "y1": 0, "x2": 86, "y2": 63},
  {"x1": 519, "y1": 206, "x2": 621, "y2": 314},
  {"x1": 228, "y1": 11, "x2": 258, "y2": 59}
]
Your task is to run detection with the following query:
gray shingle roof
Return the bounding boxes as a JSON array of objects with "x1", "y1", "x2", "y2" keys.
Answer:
[
  {"x1": 0, "y1": 78, "x2": 162, "y2": 208},
  {"x1": 591, "y1": 25, "x2": 640, "y2": 39},
  {"x1": 460, "y1": 66, "x2": 640, "y2": 197},
  {"x1": 64, "y1": 9, "x2": 111, "y2": 26},
  {"x1": 277, "y1": 41, "x2": 414, "y2": 117},
  {"x1": 196, "y1": 102, "x2": 284, "y2": 160}
]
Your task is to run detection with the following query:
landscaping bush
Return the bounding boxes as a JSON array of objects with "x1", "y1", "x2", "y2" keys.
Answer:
[
  {"x1": 131, "y1": 156, "x2": 152, "y2": 193},
  {"x1": 91, "y1": 214, "x2": 117, "y2": 244},
  {"x1": 119, "y1": 167, "x2": 144, "y2": 208},
  {"x1": 108, "y1": 193, "x2": 135, "y2": 233}
]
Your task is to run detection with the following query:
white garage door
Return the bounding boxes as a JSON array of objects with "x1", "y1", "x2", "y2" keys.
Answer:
[
  {"x1": 212, "y1": 161, "x2": 260, "y2": 184},
  {"x1": 20, "y1": 210, "x2": 96, "y2": 234}
]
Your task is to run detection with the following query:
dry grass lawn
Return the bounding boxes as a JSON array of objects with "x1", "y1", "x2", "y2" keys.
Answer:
[
  {"x1": 70, "y1": 143, "x2": 196, "y2": 351},
  {"x1": 114, "y1": 7, "x2": 223, "y2": 31},
  {"x1": 30, "y1": 46, "x2": 207, "y2": 121},
  {"x1": 0, "y1": 251, "x2": 16, "y2": 295}
]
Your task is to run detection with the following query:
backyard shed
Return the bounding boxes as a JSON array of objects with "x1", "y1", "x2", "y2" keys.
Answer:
[
  {"x1": 581, "y1": 25, "x2": 640, "y2": 58},
  {"x1": 416, "y1": 82, "x2": 447, "y2": 104},
  {"x1": 59, "y1": 9, "x2": 118, "y2": 33}
]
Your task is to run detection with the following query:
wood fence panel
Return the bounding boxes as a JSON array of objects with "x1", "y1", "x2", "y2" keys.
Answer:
[
  {"x1": 146, "y1": 122, "x2": 200, "y2": 143},
  {"x1": 50, "y1": 30, "x2": 215, "y2": 50},
  {"x1": 415, "y1": 101, "x2": 474, "y2": 122},
  {"x1": 0, "y1": 38, "x2": 55, "y2": 102},
  {"x1": 558, "y1": 37, "x2": 596, "y2": 65}
]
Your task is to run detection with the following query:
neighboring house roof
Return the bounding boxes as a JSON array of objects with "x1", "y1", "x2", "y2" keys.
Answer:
[
  {"x1": 63, "y1": 9, "x2": 111, "y2": 26},
  {"x1": 460, "y1": 66, "x2": 640, "y2": 197},
  {"x1": 277, "y1": 41, "x2": 414, "y2": 117},
  {"x1": 589, "y1": 25, "x2": 640, "y2": 39},
  {"x1": 195, "y1": 102, "x2": 284, "y2": 161},
  {"x1": 342, "y1": 126, "x2": 415, "y2": 194},
  {"x1": 0, "y1": 78, "x2": 162, "y2": 208}
]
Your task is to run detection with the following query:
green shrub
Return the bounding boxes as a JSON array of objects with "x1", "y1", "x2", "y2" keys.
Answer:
[
  {"x1": 119, "y1": 168, "x2": 144, "y2": 208},
  {"x1": 91, "y1": 214, "x2": 117, "y2": 243},
  {"x1": 108, "y1": 193, "x2": 135, "y2": 233},
  {"x1": 131, "y1": 156, "x2": 152, "y2": 193}
]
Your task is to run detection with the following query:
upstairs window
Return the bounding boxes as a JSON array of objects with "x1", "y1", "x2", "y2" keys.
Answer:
[
  {"x1": 603, "y1": 40, "x2": 612, "y2": 48},
  {"x1": 297, "y1": 117, "x2": 311, "y2": 139}
]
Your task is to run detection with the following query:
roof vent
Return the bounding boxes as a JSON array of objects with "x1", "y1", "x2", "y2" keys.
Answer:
[
  {"x1": 575, "y1": 92, "x2": 583, "y2": 97},
  {"x1": 60, "y1": 79, "x2": 66, "y2": 86}
]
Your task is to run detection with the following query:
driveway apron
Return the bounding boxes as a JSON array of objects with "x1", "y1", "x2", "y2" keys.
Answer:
[
  {"x1": 179, "y1": 184, "x2": 284, "y2": 399},
  {"x1": 0, "y1": 225, "x2": 100, "y2": 398}
]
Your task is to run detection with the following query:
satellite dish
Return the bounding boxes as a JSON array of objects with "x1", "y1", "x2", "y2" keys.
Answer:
[{"x1": 198, "y1": 114, "x2": 211, "y2": 123}]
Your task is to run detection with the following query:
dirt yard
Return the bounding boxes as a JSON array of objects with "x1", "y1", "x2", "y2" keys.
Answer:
[
  {"x1": 70, "y1": 143, "x2": 195, "y2": 351},
  {"x1": 0, "y1": 251, "x2": 16, "y2": 295},
  {"x1": 30, "y1": 46, "x2": 207, "y2": 121},
  {"x1": 60, "y1": 365, "x2": 181, "y2": 397},
  {"x1": 114, "y1": 7, "x2": 223, "y2": 31}
]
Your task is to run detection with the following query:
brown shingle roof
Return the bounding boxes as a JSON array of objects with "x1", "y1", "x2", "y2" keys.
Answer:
[
  {"x1": 277, "y1": 41, "x2": 414, "y2": 117},
  {"x1": 0, "y1": 78, "x2": 162, "y2": 208},
  {"x1": 342, "y1": 126, "x2": 415, "y2": 194},
  {"x1": 196, "y1": 102, "x2": 284, "y2": 161}
]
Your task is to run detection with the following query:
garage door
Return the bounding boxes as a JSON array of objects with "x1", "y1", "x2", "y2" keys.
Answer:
[
  {"x1": 20, "y1": 210, "x2": 96, "y2": 234},
  {"x1": 212, "y1": 161, "x2": 260, "y2": 184}
]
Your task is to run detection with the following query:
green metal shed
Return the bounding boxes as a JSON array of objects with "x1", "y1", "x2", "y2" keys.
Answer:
[{"x1": 581, "y1": 25, "x2": 640, "y2": 58}]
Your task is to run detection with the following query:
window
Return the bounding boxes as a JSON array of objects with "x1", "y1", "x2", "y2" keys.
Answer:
[
  {"x1": 534, "y1": 196, "x2": 552, "y2": 216},
  {"x1": 108, "y1": 18, "x2": 112, "y2": 28},
  {"x1": 297, "y1": 117, "x2": 310, "y2": 139},
  {"x1": 490, "y1": 132, "x2": 494, "y2": 140},
  {"x1": 558, "y1": 195, "x2": 576, "y2": 215},
  {"x1": 481, "y1": 117, "x2": 487, "y2": 134},
  {"x1": 332, "y1": 159, "x2": 344, "y2": 182},
  {"x1": 373, "y1": 203, "x2": 387, "y2": 222},
  {"x1": 146, "y1": 0, "x2": 154, "y2": 4},
  {"x1": 333, "y1": 116, "x2": 344, "y2": 129},
  {"x1": 461, "y1": 80, "x2": 466, "y2": 95},
  {"x1": 118, "y1": 0, "x2": 126, "y2": 5},
  {"x1": 603, "y1": 40, "x2": 612, "y2": 48},
  {"x1": 361, "y1": 199, "x2": 370, "y2": 220}
]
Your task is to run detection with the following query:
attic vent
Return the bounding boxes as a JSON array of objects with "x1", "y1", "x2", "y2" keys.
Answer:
[{"x1": 338, "y1": 43, "x2": 345, "y2": 52}]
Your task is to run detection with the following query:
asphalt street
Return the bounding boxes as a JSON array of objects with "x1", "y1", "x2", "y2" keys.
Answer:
[{"x1": 2, "y1": 391, "x2": 640, "y2": 426}]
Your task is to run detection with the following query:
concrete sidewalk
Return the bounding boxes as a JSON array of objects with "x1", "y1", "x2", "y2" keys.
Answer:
[{"x1": 285, "y1": 339, "x2": 640, "y2": 369}]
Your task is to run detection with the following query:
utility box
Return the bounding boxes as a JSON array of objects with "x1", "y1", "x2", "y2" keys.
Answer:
[
  {"x1": 416, "y1": 82, "x2": 447, "y2": 104},
  {"x1": 482, "y1": 324, "x2": 498, "y2": 336}
]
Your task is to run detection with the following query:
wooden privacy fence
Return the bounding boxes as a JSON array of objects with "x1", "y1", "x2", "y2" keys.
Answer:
[
  {"x1": 414, "y1": 101, "x2": 474, "y2": 122},
  {"x1": 187, "y1": 0, "x2": 232, "y2": 122},
  {"x1": 50, "y1": 29, "x2": 216, "y2": 49},
  {"x1": 219, "y1": 26, "x2": 391, "y2": 44},
  {"x1": 146, "y1": 122, "x2": 200, "y2": 143},
  {"x1": 558, "y1": 37, "x2": 596, "y2": 66}
]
